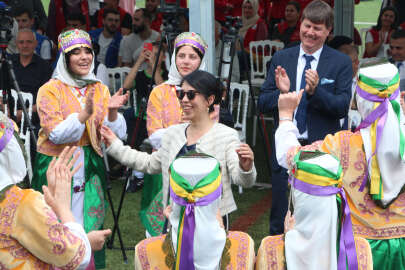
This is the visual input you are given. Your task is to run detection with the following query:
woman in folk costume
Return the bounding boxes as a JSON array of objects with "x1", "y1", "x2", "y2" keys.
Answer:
[
  {"x1": 0, "y1": 112, "x2": 94, "y2": 269},
  {"x1": 142, "y1": 32, "x2": 216, "y2": 236},
  {"x1": 135, "y1": 154, "x2": 255, "y2": 269},
  {"x1": 31, "y1": 29, "x2": 128, "y2": 269},
  {"x1": 256, "y1": 150, "x2": 373, "y2": 270},
  {"x1": 273, "y1": 62, "x2": 405, "y2": 270}
]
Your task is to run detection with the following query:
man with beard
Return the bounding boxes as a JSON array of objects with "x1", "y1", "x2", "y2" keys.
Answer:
[
  {"x1": 89, "y1": 8, "x2": 122, "y2": 68},
  {"x1": 91, "y1": 0, "x2": 132, "y2": 35},
  {"x1": 119, "y1": 8, "x2": 159, "y2": 67}
]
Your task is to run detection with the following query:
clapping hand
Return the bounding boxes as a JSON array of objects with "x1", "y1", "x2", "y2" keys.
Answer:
[
  {"x1": 43, "y1": 146, "x2": 81, "y2": 223},
  {"x1": 275, "y1": 66, "x2": 291, "y2": 94},
  {"x1": 304, "y1": 69, "x2": 319, "y2": 95},
  {"x1": 108, "y1": 88, "x2": 129, "y2": 110},
  {"x1": 236, "y1": 143, "x2": 254, "y2": 171}
]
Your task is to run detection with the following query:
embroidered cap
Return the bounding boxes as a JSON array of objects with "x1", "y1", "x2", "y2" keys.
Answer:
[
  {"x1": 174, "y1": 32, "x2": 208, "y2": 56},
  {"x1": 0, "y1": 112, "x2": 15, "y2": 153},
  {"x1": 58, "y1": 29, "x2": 92, "y2": 53}
]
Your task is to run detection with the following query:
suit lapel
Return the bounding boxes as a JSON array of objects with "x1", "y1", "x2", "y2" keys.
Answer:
[
  {"x1": 316, "y1": 45, "x2": 331, "y2": 80},
  {"x1": 288, "y1": 46, "x2": 300, "y2": 92}
]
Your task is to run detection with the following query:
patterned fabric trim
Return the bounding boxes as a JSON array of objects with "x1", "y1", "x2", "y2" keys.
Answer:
[
  {"x1": 354, "y1": 237, "x2": 373, "y2": 270},
  {"x1": 353, "y1": 224, "x2": 405, "y2": 239},
  {"x1": 228, "y1": 231, "x2": 250, "y2": 269}
]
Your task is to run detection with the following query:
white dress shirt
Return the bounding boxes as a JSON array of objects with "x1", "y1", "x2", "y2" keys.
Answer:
[{"x1": 293, "y1": 45, "x2": 323, "y2": 139}]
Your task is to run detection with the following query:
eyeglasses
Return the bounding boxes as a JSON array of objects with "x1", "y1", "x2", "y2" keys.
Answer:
[{"x1": 176, "y1": 89, "x2": 200, "y2": 100}]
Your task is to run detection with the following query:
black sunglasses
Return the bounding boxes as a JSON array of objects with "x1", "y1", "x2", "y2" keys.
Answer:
[{"x1": 176, "y1": 89, "x2": 200, "y2": 100}]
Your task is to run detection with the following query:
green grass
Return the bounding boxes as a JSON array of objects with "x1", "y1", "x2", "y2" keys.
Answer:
[{"x1": 354, "y1": 0, "x2": 381, "y2": 30}]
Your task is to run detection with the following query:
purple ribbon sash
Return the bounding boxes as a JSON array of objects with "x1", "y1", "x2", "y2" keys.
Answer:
[
  {"x1": 0, "y1": 120, "x2": 14, "y2": 152},
  {"x1": 354, "y1": 86, "x2": 399, "y2": 192},
  {"x1": 289, "y1": 177, "x2": 358, "y2": 270},
  {"x1": 169, "y1": 183, "x2": 222, "y2": 270}
]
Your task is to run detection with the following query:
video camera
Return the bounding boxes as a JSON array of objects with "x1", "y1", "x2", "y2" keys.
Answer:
[
  {"x1": 158, "y1": 0, "x2": 187, "y2": 39},
  {"x1": 0, "y1": 2, "x2": 14, "y2": 48}
]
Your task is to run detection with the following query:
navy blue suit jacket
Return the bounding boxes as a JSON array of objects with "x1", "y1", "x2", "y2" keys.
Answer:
[{"x1": 258, "y1": 44, "x2": 353, "y2": 143}]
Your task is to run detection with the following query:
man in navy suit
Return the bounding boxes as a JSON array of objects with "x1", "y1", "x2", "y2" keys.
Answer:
[{"x1": 258, "y1": 0, "x2": 352, "y2": 235}]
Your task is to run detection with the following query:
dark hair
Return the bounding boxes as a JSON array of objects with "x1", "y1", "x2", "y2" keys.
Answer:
[
  {"x1": 301, "y1": 0, "x2": 333, "y2": 29},
  {"x1": 374, "y1": 6, "x2": 398, "y2": 31},
  {"x1": 103, "y1": 8, "x2": 120, "y2": 19},
  {"x1": 135, "y1": 8, "x2": 152, "y2": 22},
  {"x1": 328, "y1": 35, "x2": 353, "y2": 50},
  {"x1": 391, "y1": 29, "x2": 405, "y2": 40},
  {"x1": 65, "y1": 47, "x2": 93, "y2": 72},
  {"x1": 175, "y1": 45, "x2": 204, "y2": 60},
  {"x1": 180, "y1": 70, "x2": 222, "y2": 113},
  {"x1": 65, "y1": 12, "x2": 87, "y2": 25},
  {"x1": 13, "y1": 7, "x2": 33, "y2": 19},
  {"x1": 286, "y1": 1, "x2": 300, "y2": 13}
]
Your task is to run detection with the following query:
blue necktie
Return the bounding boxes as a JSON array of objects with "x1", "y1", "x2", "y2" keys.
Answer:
[{"x1": 295, "y1": 54, "x2": 314, "y2": 134}]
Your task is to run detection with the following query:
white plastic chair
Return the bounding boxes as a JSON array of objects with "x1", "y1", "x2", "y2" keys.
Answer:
[
  {"x1": 9, "y1": 90, "x2": 34, "y2": 182},
  {"x1": 359, "y1": 27, "x2": 370, "y2": 58},
  {"x1": 229, "y1": 83, "x2": 250, "y2": 194},
  {"x1": 107, "y1": 67, "x2": 131, "y2": 94},
  {"x1": 246, "y1": 40, "x2": 284, "y2": 88}
]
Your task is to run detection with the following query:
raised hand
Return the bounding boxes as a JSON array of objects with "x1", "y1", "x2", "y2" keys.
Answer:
[
  {"x1": 236, "y1": 143, "x2": 254, "y2": 171},
  {"x1": 43, "y1": 146, "x2": 82, "y2": 223},
  {"x1": 278, "y1": 90, "x2": 304, "y2": 119},
  {"x1": 100, "y1": 125, "x2": 118, "y2": 147},
  {"x1": 108, "y1": 88, "x2": 129, "y2": 110},
  {"x1": 275, "y1": 66, "x2": 291, "y2": 94}
]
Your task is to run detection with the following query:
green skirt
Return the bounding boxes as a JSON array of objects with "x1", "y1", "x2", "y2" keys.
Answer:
[
  {"x1": 32, "y1": 146, "x2": 107, "y2": 269},
  {"x1": 368, "y1": 238, "x2": 405, "y2": 270},
  {"x1": 139, "y1": 173, "x2": 164, "y2": 236}
]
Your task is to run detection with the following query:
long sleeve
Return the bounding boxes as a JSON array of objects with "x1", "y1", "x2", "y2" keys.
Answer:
[
  {"x1": 104, "y1": 113, "x2": 127, "y2": 140},
  {"x1": 258, "y1": 53, "x2": 282, "y2": 114},
  {"x1": 146, "y1": 86, "x2": 165, "y2": 136},
  {"x1": 12, "y1": 189, "x2": 90, "y2": 269},
  {"x1": 63, "y1": 222, "x2": 92, "y2": 270},
  {"x1": 274, "y1": 121, "x2": 301, "y2": 169},
  {"x1": 107, "y1": 138, "x2": 162, "y2": 174},
  {"x1": 49, "y1": 113, "x2": 86, "y2": 144}
]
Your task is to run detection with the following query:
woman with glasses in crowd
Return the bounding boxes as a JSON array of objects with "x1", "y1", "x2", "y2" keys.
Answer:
[{"x1": 101, "y1": 70, "x2": 256, "y2": 233}]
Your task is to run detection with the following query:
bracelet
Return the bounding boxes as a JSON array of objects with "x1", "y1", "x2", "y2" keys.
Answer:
[{"x1": 279, "y1": 117, "x2": 293, "y2": 121}]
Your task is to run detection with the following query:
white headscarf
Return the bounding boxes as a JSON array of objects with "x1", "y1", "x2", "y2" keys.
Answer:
[
  {"x1": 166, "y1": 32, "x2": 208, "y2": 86},
  {"x1": 239, "y1": 0, "x2": 261, "y2": 39},
  {"x1": 0, "y1": 113, "x2": 26, "y2": 191},
  {"x1": 53, "y1": 51, "x2": 100, "y2": 88},
  {"x1": 356, "y1": 63, "x2": 405, "y2": 206},
  {"x1": 53, "y1": 29, "x2": 100, "y2": 88}
]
